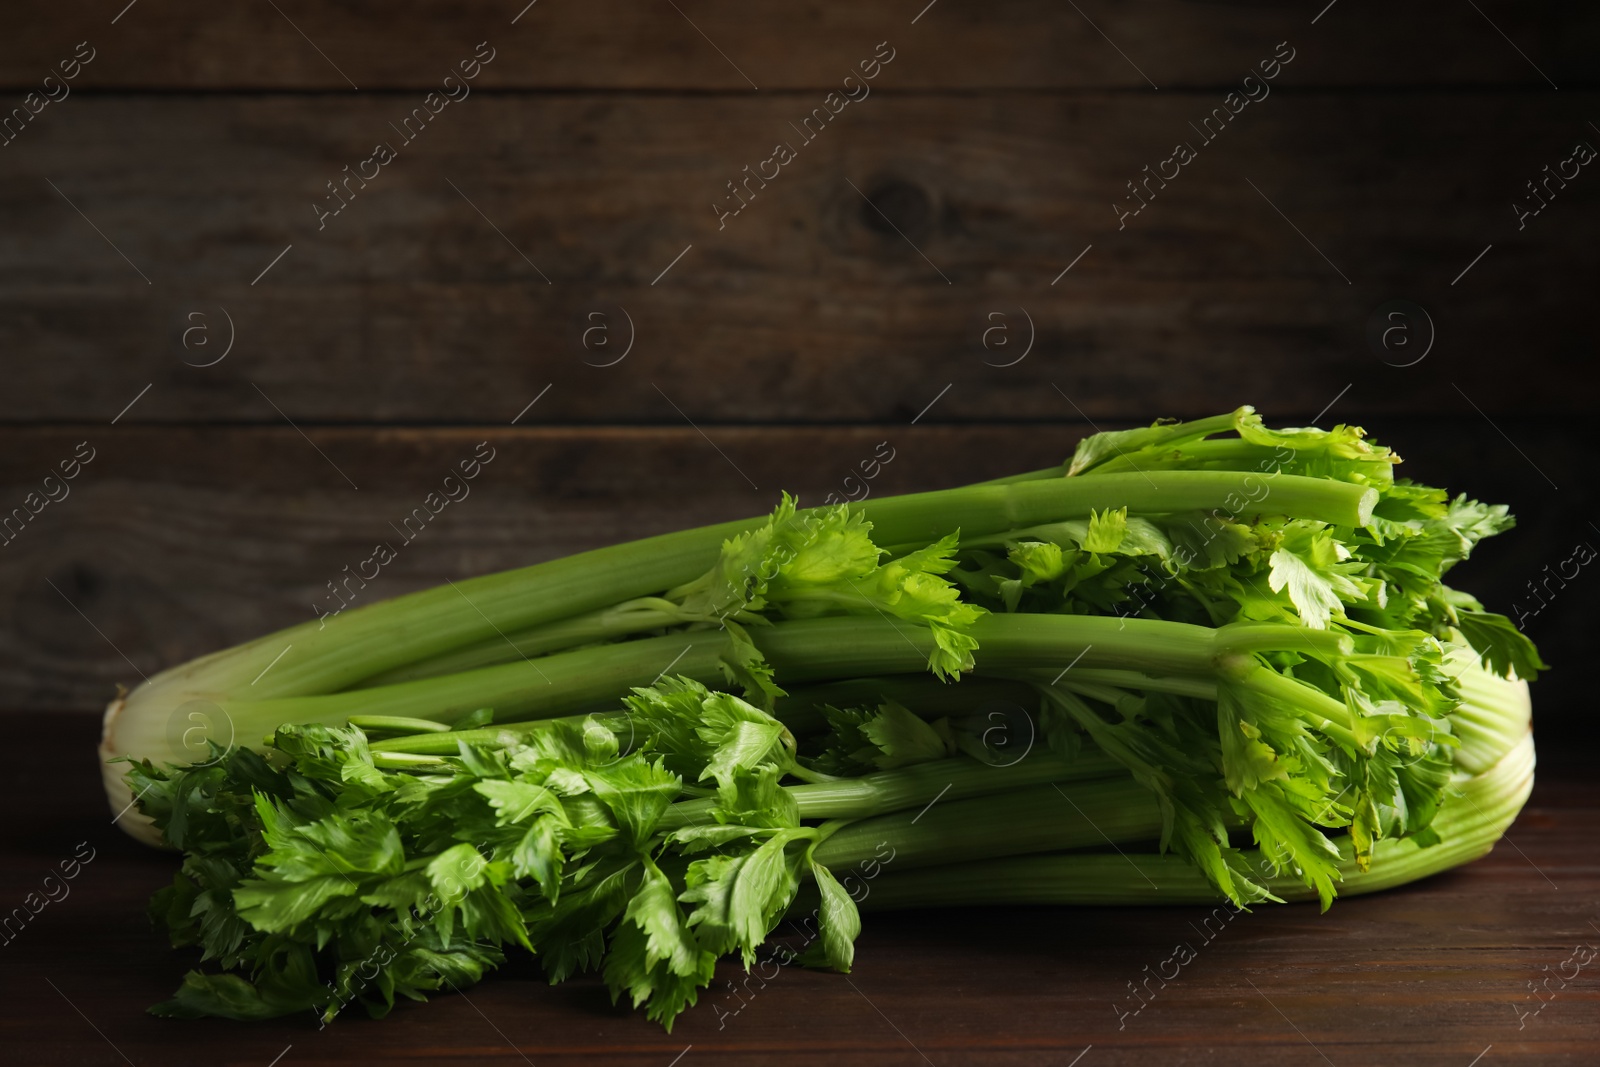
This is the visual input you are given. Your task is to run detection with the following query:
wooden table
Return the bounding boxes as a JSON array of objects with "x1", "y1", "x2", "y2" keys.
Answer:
[{"x1": 4, "y1": 710, "x2": 1593, "y2": 1066}]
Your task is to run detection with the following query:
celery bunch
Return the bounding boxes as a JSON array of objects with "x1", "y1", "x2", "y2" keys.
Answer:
[{"x1": 109, "y1": 409, "x2": 1541, "y2": 1030}]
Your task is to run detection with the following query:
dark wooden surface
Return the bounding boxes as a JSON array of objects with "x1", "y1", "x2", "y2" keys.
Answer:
[
  {"x1": 2, "y1": 710, "x2": 1595, "y2": 1066},
  {"x1": 2, "y1": 91, "x2": 1597, "y2": 423},
  {"x1": 0, "y1": 2, "x2": 1594, "y2": 90},
  {"x1": 2, "y1": 1, "x2": 1598, "y2": 1061}
]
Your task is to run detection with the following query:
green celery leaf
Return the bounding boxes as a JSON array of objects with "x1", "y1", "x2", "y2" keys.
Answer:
[
  {"x1": 473, "y1": 779, "x2": 566, "y2": 826},
  {"x1": 667, "y1": 824, "x2": 766, "y2": 852},
  {"x1": 681, "y1": 830, "x2": 806, "y2": 966},
  {"x1": 152, "y1": 964, "x2": 320, "y2": 1021},
  {"x1": 713, "y1": 764, "x2": 800, "y2": 829},
  {"x1": 1237, "y1": 781, "x2": 1345, "y2": 911},
  {"x1": 426, "y1": 843, "x2": 489, "y2": 905},
  {"x1": 1455, "y1": 609, "x2": 1548, "y2": 679},
  {"x1": 626, "y1": 858, "x2": 706, "y2": 977},
  {"x1": 584, "y1": 758, "x2": 681, "y2": 845},
  {"x1": 510, "y1": 817, "x2": 565, "y2": 897},
  {"x1": 859, "y1": 700, "x2": 951, "y2": 769},
  {"x1": 452, "y1": 707, "x2": 495, "y2": 730},
  {"x1": 1082, "y1": 507, "x2": 1129, "y2": 554},
  {"x1": 719, "y1": 619, "x2": 786, "y2": 706},
  {"x1": 811, "y1": 862, "x2": 861, "y2": 972},
  {"x1": 1267, "y1": 524, "x2": 1371, "y2": 629}
]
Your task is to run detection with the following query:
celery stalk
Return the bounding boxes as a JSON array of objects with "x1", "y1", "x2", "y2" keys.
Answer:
[{"x1": 104, "y1": 468, "x2": 1370, "y2": 836}]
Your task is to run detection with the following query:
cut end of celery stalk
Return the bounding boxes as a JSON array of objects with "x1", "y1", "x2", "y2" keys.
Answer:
[
  {"x1": 1355, "y1": 485, "x2": 1378, "y2": 526},
  {"x1": 100, "y1": 692, "x2": 165, "y2": 848}
]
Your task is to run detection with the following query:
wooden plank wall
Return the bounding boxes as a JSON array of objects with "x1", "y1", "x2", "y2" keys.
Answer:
[{"x1": 0, "y1": 2, "x2": 1594, "y2": 739}]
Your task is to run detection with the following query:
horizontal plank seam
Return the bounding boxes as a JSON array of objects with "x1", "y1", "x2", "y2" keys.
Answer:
[
  {"x1": 0, "y1": 414, "x2": 1544, "y2": 432},
  {"x1": 0, "y1": 83, "x2": 1594, "y2": 98}
]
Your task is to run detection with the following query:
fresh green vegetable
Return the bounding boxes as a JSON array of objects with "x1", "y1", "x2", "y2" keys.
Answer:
[{"x1": 110, "y1": 408, "x2": 1542, "y2": 1031}]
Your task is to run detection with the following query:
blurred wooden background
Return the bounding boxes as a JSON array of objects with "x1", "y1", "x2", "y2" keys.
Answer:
[{"x1": 0, "y1": 1, "x2": 1595, "y2": 743}]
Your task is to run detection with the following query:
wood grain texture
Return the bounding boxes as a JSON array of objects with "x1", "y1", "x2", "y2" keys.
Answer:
[
  {"x1": 2, "y1": 710, "x2": 1593, "y2": 1066},
  {"x1": 0, "y1": 1, "x2": 1593, "y2": 91},
  {"x1": 1, "y1": 92, "x2": 1595, "y2": 423}
]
